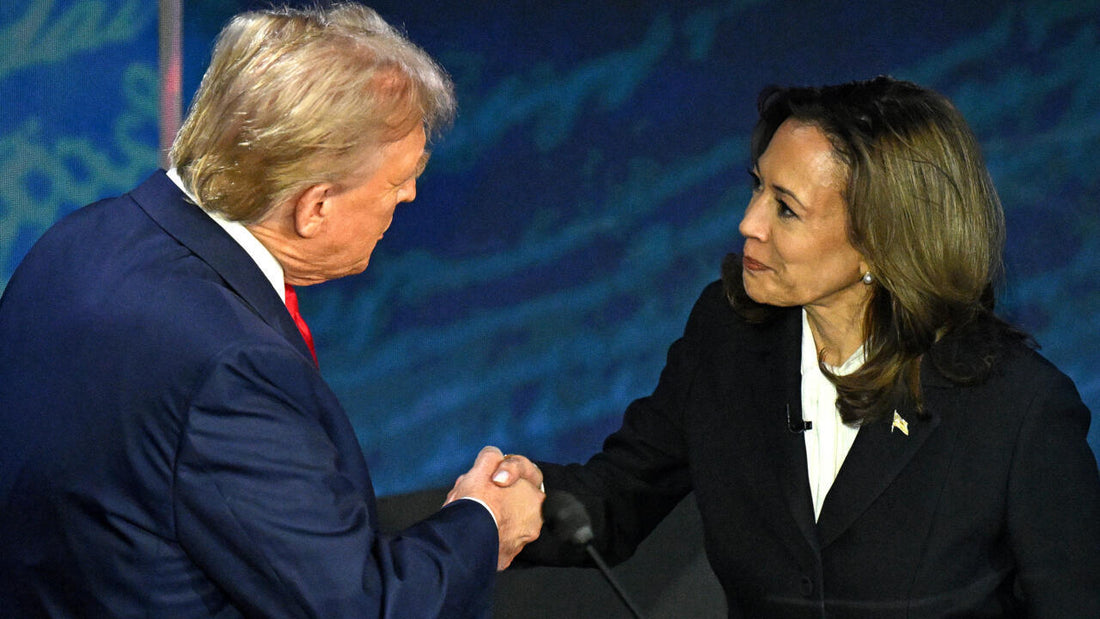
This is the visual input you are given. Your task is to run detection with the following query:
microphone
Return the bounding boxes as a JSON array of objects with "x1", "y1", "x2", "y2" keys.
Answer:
[
  {"x1": 786, "y1": 404, "x2": 812, "y2": 434},
  {"x1": 543, "y1": 491, "x2": 645, "y2": 619}
]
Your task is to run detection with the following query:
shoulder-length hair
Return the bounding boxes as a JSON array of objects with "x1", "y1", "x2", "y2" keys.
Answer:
[
  {"x1": 724, "y1": 76, "x2": 1025, "y2": 424},
  {"x1": 169, "y1": 3, "x2": 455, "y2": 223}
]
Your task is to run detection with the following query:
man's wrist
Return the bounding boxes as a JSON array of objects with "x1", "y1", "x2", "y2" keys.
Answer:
[{"x1": 453, "y1": 496, "x2": 497, "y2": 527}]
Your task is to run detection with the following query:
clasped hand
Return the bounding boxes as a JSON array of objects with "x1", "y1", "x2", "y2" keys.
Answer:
[{"x1": 444, "y1": 446, "x2": 545, "y2": 570}]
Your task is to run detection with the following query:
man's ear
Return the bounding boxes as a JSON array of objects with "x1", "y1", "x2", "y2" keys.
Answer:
[{"x1": 293, "y1": 184, "x2": 333, "y2": 238}]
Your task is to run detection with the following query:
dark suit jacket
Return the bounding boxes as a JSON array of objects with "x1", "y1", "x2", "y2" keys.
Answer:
[
  {"x1": 524, "y1": 280, "x2": 1100, "y2": 617},
  {"x1": 0, "y1": 171, "x2": 497, "y2": 618}
]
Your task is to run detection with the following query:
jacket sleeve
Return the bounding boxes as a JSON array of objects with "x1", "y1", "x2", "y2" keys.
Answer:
[
  {"x1": 173, "y1": 341, "x2": 497, "y2": 618},
  {"x1": 1005, "y1": 362, "x2": 1100, "y2": 617},
  {"x1": 521, "y1": 282, "x2": 730, "y2": 567}
]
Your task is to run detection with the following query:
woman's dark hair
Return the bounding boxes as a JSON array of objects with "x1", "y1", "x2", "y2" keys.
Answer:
[{"x1": 724, "y1": 76, "x2": 1028, "y2": 423}]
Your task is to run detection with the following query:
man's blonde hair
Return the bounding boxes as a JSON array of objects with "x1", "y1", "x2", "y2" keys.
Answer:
[{"x1": 170, "y1": 3, "x2": 455, "y2": 222}]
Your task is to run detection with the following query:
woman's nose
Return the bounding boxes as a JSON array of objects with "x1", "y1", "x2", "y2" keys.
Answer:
[{"x1": 738, "y1": 195, "x2": 766, "y2": 241}]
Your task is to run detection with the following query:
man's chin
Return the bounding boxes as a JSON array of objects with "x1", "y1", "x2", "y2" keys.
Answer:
[{"x1": 345, "y1": 260, "x2": 371, "y2": 278}]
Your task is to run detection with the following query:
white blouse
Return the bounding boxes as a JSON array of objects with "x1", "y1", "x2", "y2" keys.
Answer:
[{"x1": 800, "y1": 309, "x2": 864, "y2": 521}]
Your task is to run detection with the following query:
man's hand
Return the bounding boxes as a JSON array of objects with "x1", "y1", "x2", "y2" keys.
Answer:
[
  {"x1": 489, "y1": 452, "x2": 544, "y2": 491},
  {"x1": 445, "y1": 446, "x2": 544, "y2": 570}
]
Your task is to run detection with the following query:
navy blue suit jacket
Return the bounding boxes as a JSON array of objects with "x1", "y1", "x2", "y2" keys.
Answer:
[{"x1": 0, "y1": 171, "x2": 497, "y2": 617}]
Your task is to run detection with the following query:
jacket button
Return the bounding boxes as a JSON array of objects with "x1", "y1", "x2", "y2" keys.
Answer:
[{"x1": 799, "y1": 576, "x2": 814, "y2": 597}]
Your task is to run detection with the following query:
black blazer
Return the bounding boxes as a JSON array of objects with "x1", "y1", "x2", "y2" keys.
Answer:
[{"x1": 525, "y1": 280, "x2": 1100, "y2": 617}]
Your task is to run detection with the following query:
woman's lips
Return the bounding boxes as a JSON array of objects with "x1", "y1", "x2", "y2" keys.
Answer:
[{"x1": 742, "y1": 255, "x2": 768, "y2": 272}]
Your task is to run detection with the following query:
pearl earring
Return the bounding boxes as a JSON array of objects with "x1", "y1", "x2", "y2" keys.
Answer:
[{"x1": 862, "y1": 272, "x2": 874, "y2": 285}]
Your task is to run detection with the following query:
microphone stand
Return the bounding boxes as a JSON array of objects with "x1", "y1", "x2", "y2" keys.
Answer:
[
  {"x1": 585, "y1": 544, "x2": 644, "y2": 619},
  {"x1": 543, "y1": 490, "x2": 647, "y2": 619}
]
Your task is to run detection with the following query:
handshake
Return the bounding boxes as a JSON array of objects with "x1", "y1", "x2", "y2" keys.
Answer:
[{"x1": 444, "y1": 446, "x2": 545, "y2": 570}]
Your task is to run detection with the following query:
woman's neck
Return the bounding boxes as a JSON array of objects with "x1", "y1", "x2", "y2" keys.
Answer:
[{"x1": 805, "y1": 303, "x2": 867, "y2": 367}]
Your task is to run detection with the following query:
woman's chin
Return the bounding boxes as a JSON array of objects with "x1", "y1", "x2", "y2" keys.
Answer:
[
  {"x1": 741, "y1": 276, "x2": 770, "y2": 305},
  {"x1": 743, "y1": 282, "x2": 797, "y2": 308}
]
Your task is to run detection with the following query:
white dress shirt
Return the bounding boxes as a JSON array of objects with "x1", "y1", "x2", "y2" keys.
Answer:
[{"x1": 800, "y1": 308, "x2": 864, "y2": 521}]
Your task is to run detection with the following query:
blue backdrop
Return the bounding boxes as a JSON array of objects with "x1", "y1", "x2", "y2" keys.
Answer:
[{"x1": 3, "y1": 0, "x2": 1098, "y2": 496}]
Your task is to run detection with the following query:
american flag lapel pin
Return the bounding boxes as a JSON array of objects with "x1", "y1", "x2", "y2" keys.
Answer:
[{"x1": 891, "y1": 410, "x2": 909, "y2": 436}]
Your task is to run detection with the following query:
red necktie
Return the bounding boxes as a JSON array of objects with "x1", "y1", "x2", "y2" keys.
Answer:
[{"x1": 284, "y1": 283, "x2": 318, "y2": 365}]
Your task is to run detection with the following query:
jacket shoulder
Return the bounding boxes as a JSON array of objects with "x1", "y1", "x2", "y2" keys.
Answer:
[{"x1": 684, "y1": 279, "x2": 798, "y2": 348}]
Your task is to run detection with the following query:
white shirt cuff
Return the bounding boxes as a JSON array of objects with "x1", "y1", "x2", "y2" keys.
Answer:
[{"x1": 454, "y1": 496, "x2": 497, "y2": 528}]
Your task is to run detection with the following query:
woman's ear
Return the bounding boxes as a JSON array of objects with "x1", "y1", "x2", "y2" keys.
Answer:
[{"x1": 293, "y1": 184, "x2": 333, "y2": 238}]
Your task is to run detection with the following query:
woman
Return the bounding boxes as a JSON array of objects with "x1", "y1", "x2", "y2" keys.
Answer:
[{"x1": 499, "y1": 77, "x2": 1100, "y2": 617}]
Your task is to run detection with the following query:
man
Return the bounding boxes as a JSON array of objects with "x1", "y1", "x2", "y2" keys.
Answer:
[{"x1": 0, "y1": 4, "x2": 543, "y2": 617}]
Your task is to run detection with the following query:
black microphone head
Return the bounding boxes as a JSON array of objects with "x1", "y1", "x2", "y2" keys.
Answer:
[{"x1": 542, "y1": 490, "x2": 594, "y2": 545}]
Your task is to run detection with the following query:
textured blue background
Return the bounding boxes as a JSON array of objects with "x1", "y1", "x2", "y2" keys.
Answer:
[{"x1": 3, "y1": 0, "x2": 1098, "y2": 496}]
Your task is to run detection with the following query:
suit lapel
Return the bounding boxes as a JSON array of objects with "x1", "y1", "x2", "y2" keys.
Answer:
[
  {"x1": 732, "y1": 304, "x2": 950, "y2": 552},
  {"x1": 815, "y1": 393, "x2": 942, "y2": 548},
  {"x1": 128, "y1": 171, "x2": 314, "y2": 362},
  {"x1": 743, "y1": 310, "x2": 820, "y2": 554}
]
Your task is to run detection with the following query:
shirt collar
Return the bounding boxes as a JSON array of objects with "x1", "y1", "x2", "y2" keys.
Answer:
[
  {"x1": 166, "y1": 168, "x2": 286, "y2": 302},
  {"x1": 800, "y1": 308, "x2": 866, "y2": 377}
]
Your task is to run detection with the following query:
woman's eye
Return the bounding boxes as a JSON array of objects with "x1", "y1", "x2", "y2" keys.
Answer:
[{"x1": 777, "y1": 200, "x2": 796, "y2": 219}]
